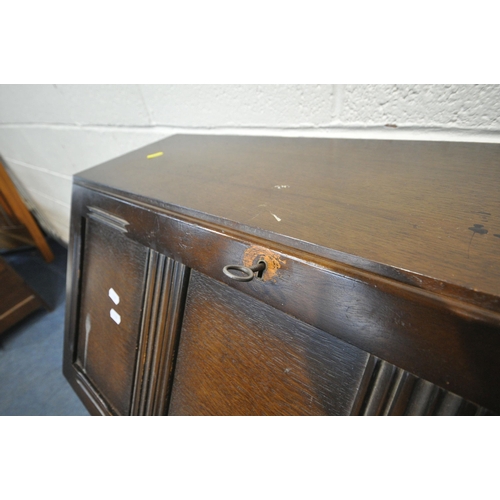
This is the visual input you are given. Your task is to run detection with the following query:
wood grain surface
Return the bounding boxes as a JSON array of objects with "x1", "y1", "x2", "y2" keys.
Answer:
[
  {"x1": 168, "y1": 271, "x2": 371, "y2": 416},
  {"x1": 131, "y1": 252, "x2": 190, "y2": 415},
  {"x1": 75, "y1": 216, "x2": 149, "y2": 415},
  {"x1": 63, "y1": 187, "x2": 500, "y2": 412},
  {"x1": 76, "y1": 135, "x2": 500, "y2": 301},
  {"x1": 351, "y1": 356, "x2": 492, "y2": 416},
  {"x1": 64, "y1": 135, "x2": 500, "y2": 416}
]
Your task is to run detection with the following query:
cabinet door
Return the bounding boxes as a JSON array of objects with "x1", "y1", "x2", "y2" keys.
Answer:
[
  {"x1": 168, "y1": 271, "x2": 371, "y2": 416},
  {"x1": 168, "y1": 271, "x2": 493, "y2": 416},
  {"x1": 75, "y1": 216, "x2": 149, "y2": 415}
]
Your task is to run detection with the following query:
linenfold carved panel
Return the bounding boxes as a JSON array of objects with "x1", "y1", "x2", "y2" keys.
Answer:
[
  {"x1": 351, "y1": 356, "x2": 492, "y2": 416},
  {"x1": 131, "y1": 251, "x2": 190, "y2": 416}
]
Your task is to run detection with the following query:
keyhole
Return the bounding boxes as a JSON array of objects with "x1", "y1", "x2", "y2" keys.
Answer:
[{"x1": 257, "y1": 260, "x2": 266, "y2": 279}]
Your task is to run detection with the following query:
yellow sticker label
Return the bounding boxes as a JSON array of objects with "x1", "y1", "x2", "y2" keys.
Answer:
[{"x1": 147, "y1": 151, "x2": 163, "y2": 159}]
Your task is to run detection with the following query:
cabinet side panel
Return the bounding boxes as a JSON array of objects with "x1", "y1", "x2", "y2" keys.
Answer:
[
  {"x1": 75, "y1": 218, "x2": 149, "y2": 415},
  {"x1": 169, "y1": 271, "x2": 371, "y2": 416}
]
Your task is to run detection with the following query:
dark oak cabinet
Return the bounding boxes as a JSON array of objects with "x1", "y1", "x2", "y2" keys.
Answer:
[{"x1": 63, "y1": 135, "x2": 500, "y2": 415}]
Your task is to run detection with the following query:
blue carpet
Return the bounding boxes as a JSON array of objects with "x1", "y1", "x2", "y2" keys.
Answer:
[{"x1": 0, "y1": 240, "x2": 89, "y2": 416}]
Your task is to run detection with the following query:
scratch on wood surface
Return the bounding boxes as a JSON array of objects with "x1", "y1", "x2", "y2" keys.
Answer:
[
  {"x1": 271, "y1": 213, "x2": 281, "y2": 222},
  {"x1": 248, "y1": 204, "x2": 268, "y2": 222},
  {"x1": 467, "y1": 224, "x2": 488, "y2": 259},
  {"x1": 274, "y1": 185, "x2": 290, "y2": 190}
]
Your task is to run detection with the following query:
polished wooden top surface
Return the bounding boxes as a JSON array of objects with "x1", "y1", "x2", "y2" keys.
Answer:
[{"x1": 76, "y1": 134, "x2": 500, "y2": 302}]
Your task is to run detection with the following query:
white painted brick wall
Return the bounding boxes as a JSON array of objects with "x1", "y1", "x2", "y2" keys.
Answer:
[
  {"x1": 0, "y1": 84, "x2": 499, "y2": 243},
  {"x1": 341, "y1": 85, "x2": 500, "y2": 128},
  {"x1": 140, "y1": 84, "x2": 336, "y2": 127},
  {"x1": 0, "y1": 84, "x2": 150, "y2": 125}
]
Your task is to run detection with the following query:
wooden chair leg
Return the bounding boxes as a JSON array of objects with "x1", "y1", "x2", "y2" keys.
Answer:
[{"x1": 0, "y1": 160, "x2": 54, "y2": 263}]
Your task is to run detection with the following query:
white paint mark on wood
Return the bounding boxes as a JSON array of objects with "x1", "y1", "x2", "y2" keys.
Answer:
[
  {"x1": 109, "y1": 287, "x2": 120, "y2": 305},
  {"x1": 83, "y1": 313, "x2": 91, "y2": 369},
  {"x1": 271, "y1": 213, "x2": 281, "y2": 222},
  {"x1": 110, "y1": 308, "x2": 121, "y2": 325}
]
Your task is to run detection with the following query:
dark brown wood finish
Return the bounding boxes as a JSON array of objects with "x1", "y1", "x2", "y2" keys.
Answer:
[
  {"x1": 131, "y1": 252, "x2": 190, "y2": 416},
  {"x1": 76, "y1": 135, "x2": 500, "y2": 303},
  {"x1": 74, "y1": 215, "x2": 149, "y2": 415},
  {"x1": 350, "y1": 356, "x2": 492, "y2": 416},
  {"x1": 169, "y1": 271, "x2": 371, "y2": 416},
  {"x1": 63, "y1": 135, "x2": 500, "y2": 416},
  {"x1": 0, "y1": 256, "x2": 46, "y2": 335},
  {"x1": 64, "y1": 185, "x2": 500, "y2": 412}
]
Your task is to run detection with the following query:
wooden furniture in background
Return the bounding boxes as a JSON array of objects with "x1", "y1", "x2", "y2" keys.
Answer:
[
  {"x1": 0, "y1": 159, "x2": 53, "y2": 262},
  {"x1": 0, "y1": 256, "x2": 46, "y2": 335},
  {"x1": 63, "y1": 135, "x2": 500, "y2": 415}
]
